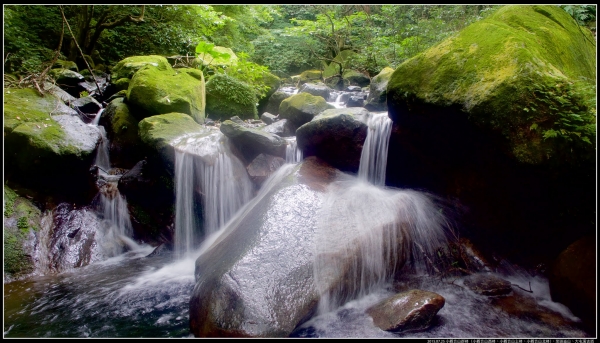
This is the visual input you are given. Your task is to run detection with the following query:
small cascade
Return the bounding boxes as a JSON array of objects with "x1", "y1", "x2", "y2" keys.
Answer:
[
  {"x1": 91, "y1": 113, "x2": 136, "y2": 257},
  {"x1": 173, "y1": 130, "x2": 254, "y2": 258},
  {"x1": 91, "y1": 108, "x2": 104, "y2": 126},
  {"x1": 329, "y1": 93, "x2": 346, "y2": 109},
  {"x1": 357, "y1": 112, "x2": 393, "y2": 186},
  {"x1": 314, "y1": 110, "x2": 450, "y2": 314},
  {"x1": 285, "y1": 137, "x2": 303, "y2": 164}
]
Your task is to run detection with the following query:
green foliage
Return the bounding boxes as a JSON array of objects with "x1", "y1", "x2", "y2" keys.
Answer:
[
  {"x1": 17, "y1": 216, "x2": 29, "y2": 232},
  {"x1": 4, "y1": 185, "x2": 18, "y2": 217},
  {"x1": 205, "y1": 73, "x2": 258, "y2": 120},
  {"x1": 219, "y1": 52, "x2": 271, "y2": 99},
  {"x1": 561, "y1": 5, "x2": 596, "y2": 27}
]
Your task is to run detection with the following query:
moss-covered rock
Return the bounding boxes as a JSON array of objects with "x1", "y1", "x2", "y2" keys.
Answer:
[
  {"x1": 387, "y1": 5, "x2": 596, "y2": 165},
  {"x1": 4, "y1": 88, "x2": 100, "y2": 201},
  {"x1": 364, "y1": 67, "x2": 394, "y2": 111},
  {"x1": 342, "y1": 69, "x2": 370, "y2": 87},
  {"x1": 264, "y1": 91, "x2": 291, "y2": 115},
  {"x1": 279, "y1": 92, "x2": 335, "y2": 130},
  {"x1": 102, "y1": 97, "x2": 143, "y2": 167},
  {"x1": 113, "y1": 77, "x2": 131, "y2": 92},
  {"x1": 205, "y1": 73, "x2": 258, "y2": 121},
  {"x1": 3, "y1": 185, "x2": 43, "y2": 280},
  {"x1": 111, "y1": 55, "x2": 173, "y2": 81},
  {"x1": 138, "y1": 112, "x2": 208, "y2": 166},
  {"x1": 257, "y1": 72, "x2": 282, "y2": 114},
  {"x1": 298, "y1": 69, "x2": 322, "y2": 85},
  {"x1": 127, "y1": 65, "x2": 206, "y2": 124}
]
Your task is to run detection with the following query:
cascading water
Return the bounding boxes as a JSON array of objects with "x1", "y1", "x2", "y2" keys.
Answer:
[
  {"x1": 172, "y1": 129, "x2": 254, "y2": 258},
  {"x1": 313, "y1": 110, "x2": 451, "y2": 314},
  {"x1": 357, "y1": 112, "x2": 392, "y2": 186},
  {"x1": 91, "y1": 116, "x2": 136, "y2": 256},
  {"x1": 285, "y1": 137, "x2": 303, "y2": 164}
]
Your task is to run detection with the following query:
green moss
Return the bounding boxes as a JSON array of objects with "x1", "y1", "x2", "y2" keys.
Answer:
[
  {"x1": 4, "y1": 185, "x2": 18, "y2": 217},
  {"x1": 113, "y1": 78, "x2": 131, "y2": 91},
  {"x1": 111, "y1": 55, "x2": 173, "y2": 81},
  {"x1": 4, "y1": 88, "x2": 65, "y2": 133},
  {"x1": 108, "y1": 98, "x2": 139, "y2": 145},
  {"x1": 388, "y1": 5, "x2": 596, "y2": 165},
  {"x1": 138, "y1": 112, "x2": 206, "y2": 150},
  {"x1": 205, "y1": 73, "x2": 258, "y2": 120},
  {"x1": 127, "y1": 65, "x2": 206, "y2": 123}
]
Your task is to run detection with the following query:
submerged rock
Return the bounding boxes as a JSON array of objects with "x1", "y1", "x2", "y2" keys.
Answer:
[
  {"x1": 246, "y1": 153, "x2": 286, "y2": 187},
  {"x1": 462, "y1": 273, "x2": 512, "y2": 296},
  {"x1": 366, "y1": 289, "x2": 445, "y2": 332}
]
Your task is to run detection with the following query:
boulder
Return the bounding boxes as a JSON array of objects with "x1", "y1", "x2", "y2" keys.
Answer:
[
  {"x1": 246, "y1": 153, "x2": 286, "y2": 187},
  {"x1": 70, "y1": 96, "x2": 102, "y2": 117},
  {"x1": 111, "y1": 55, "x2": 173, "y2": 81},
  {"x1": 366, "y1": 289, "x2": 445, "y2": 332},
  {"x1": 264, "y1": 91, "x2": 291, "y2": 115},
  {"x1": 299, "y1": 82, "x2": 332, "y2": 100},
  {"x1": 462, "y1": 273, "x2": 512, "y2": 296},
  {"x1": 346, "y1": 96, "x2": 365, "y2": 108},
  {"x1": 298, "y1": 69, "x2": 322, "y2": 85},
  {"x1": 205, "y1": 74, "x2": 258, "y2": 121},
  {"x1": 364, "y1": 67, "x2": 394, "y2": 111},
  {"x1": 4, "y1": 88, "x2": 100, "y2": 202},
  {"x1": 257, "y1": 72, "x2": 282, "y2": 114},
  {"x1": 296, "y1": 108, "x2": 369, "y2": 172},
  {"x1": 101, "y1": 97, "x2": 143, "y2": 167},
  {"x1": 261, "y1": 119, "x2": 294, "y2": 138},
  {"x1": 260, "y1": 112, "x2": 278, "y2": 125},
  {"x1": 3, "y1": 185, "x2": 43, "y2": 281},
  {"x1": 549, "y1": 234, "x2": 596, "y2": 333},
  {"x1": 385, "y1": 5, "x2": 596, "y2": 265},
  {"x1": 220, "y1": 119, "x2": 287, "y2": 161},
  {"x1": 138, "y1": 112, "x2": 208, "y2": 168},
  {"x1": 342, "y1": 69, "x2": 370, "y2": 87},
  {"x1": 127, "y1": 66, "x2": 206, "y2": 124},
  {"x1": 49, "y1": 68, "x2": 86, "y2": 96},
  {"x1": 279, "y1": 92, "x2": 335, "y2": 131}
]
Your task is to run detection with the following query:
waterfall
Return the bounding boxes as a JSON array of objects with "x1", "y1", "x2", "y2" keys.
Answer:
[
  {"x1": 357, "y1": 112, "x2": 392, "y2": 186},
  {"x1": 173, "y1": 130, "x2": 254, "y2": 258},
  {"x1": 92, "y1": 108, "x2": 104, "y2": 126},
  {"x1": 92, "y1": 113, "x2": 137, "y2": 256},
  {"x1": 314, "y1": 110, "x2": 451, "y2": 314},
  {"x1": 285, "y1": 137, "x2": 303, "y2": 164}
]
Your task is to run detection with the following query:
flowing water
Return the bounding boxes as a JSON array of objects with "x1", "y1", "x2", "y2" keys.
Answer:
[
  {"x1": 285, "y1": 136, "x2": 303, "y2": 164},
  {"x1": 3, "y1": 105, "x2": 590, "y2": 338}
]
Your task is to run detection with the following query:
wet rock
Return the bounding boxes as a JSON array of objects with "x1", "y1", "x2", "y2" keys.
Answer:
[
  {"x1": 261, "y1": 119, "x2": 294, "y2": 138},
  {"x1": 549, "y1": 234, "x2": 596, "y2": 334},
  {"x1": 367, "y1": 289, "x2": 445, "y2": 332},
  {"x1": 264, "y1": 91, "x2": 291, "y2": 115},
  {"x1": 261, "y1": 112, "x2": 278, "y2": 124},
  {"x1": 70, "y1": 96, "x2": 103, "y2": 116},
  {"x1": 220, "y1": 119, "x2": 287, "y2": 161},
  {"x1": 346, "y1": 86, "x2": 362, "y2": 92},
  {"x1": 364, "y1": 67, "x2": 394, "y2": 112},
  {"x1": 246, "y1": 153, "x2": 286, "y2": 187},
  {"x1": 296, "y1": 107, "x2": 369, "y2": 172},
  {"x1": 299, "y1": 82, "x2": 332, "y2": 100},
  {"x1": 463, "y1": 273, "x2": 512, "y2": 296},
  {"x1": 342, "y1": 69, "x2": 370, "y2": 87},
  {"x1": 346, "y1": 95, "x2": 365, "y2": 108}
]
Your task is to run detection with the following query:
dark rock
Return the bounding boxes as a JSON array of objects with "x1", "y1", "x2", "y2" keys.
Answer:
[
  {"x1": 220, "y1": 119, "x2": 287, "y2": 161},
  {"x1": 70, "y1": 96, "x2": 103, "y2": 116},
  {"x1": 549, "y1": 234, "x2": 596, "y2": 334},
  {"x1": 296, "y1": 108, "x2": 369, "y2": 172},
  {"x1": 366, "y1": 289, "x2": 445, "y2": 332},
  {"x1": 261, "y1": 112, "x2": 278, "y2": 124},
  {"x1": 364, "y1": 67, "x2": 394, "y2": 112},
  {"x1": 462, "y1": 273, "x2": 512, "y2": 296},
  {"x1": 246, "y1": 153, "x2": 286, "y2": 187},
  {"x1": 346, "y1": 96, "x2": 365, "y2": 108},
  {"x1": 299, "y1": 82, "x2": 332, "y2": 100},
  {"x1": 265, "y1": 91, "x2": 292, "y2": 115},
  {"x1": 261, "y1": 119, "x2": 294, "y2": 138}
]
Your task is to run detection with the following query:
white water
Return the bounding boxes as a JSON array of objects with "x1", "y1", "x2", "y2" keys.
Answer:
[
  {"x1": 357, "y1": 112, "x2": 392, "y2": 186},
  {"x1": 92, "y1": 115, "x2": 136, "y2": 257},
  {"x1": 285, "y1": 137, "x2": 303, "y2": 164},
  {"x1": 173, "y1": 130, "x2": 254, "y2": 258},
  {"x1": 330, "y1": 93, "x2": 346, "y2": 109},
  {"x1": 91, "y1": 108, "x2": 104, "y2": 126}
]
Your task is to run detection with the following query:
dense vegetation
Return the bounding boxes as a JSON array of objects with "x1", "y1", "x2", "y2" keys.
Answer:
[{"x1": 5, "y1": 5, "x2": 595, "y2": 78}]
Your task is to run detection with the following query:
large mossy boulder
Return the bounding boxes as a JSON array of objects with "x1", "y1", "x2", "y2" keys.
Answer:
[
  {"x1": 257, "y1": 72, "x2": 282, "y2": 115},
  {"x1": 205, "y1": 74, "x2": 258, "y2": 121},
  {"x1": 3, "y1": 185, "x2": 43, "y2": 282},
  {"x1": 101, "y1": 97, "x2": 143, "y2": 167},
  {"x1": 4, "y1": 88, "x2": 100, "y2": 203},
  {"x1": 296, "y1": 108, "x2": 370, "y2": 172},
  {"x1": 298, "y1": 69, "x2": 322, "y2": 85},
  {"x1": 342, "y1": 69, "x2": 370, "y2": 88},
  {"x1": 111, "y1": 55, "x2": 173, "y2": 81},
  {"x1": 138, "y1": 112, "x2": 207, "y2": 168},
  {"x1": 127, "y1": 65, "x2": 206, "y2": 124},
  {"x1": 264, "y1": 91, "x2": 291, "y2": 115},
  {"x1": 364, "y1": 67, "x2": 394, "y2": 111},
  {"x1": 278, "y1": 92, "x2": 335, "y2": 131},
  {"x1": 385, "y1": 5, "x2": 596, "y2": 267},
  {"x1": 387, "y1": 5, "x2": 596, "y2": 166}
]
